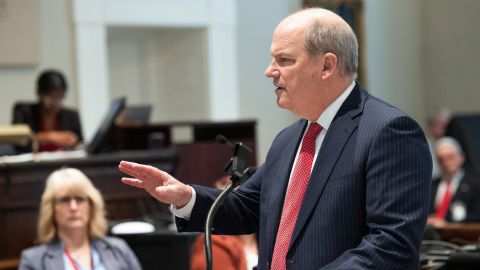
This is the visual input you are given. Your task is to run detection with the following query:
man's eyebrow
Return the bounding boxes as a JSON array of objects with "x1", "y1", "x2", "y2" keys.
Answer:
[{"x1": 271, "y1": 50, "x2": 292, "y2": 57}]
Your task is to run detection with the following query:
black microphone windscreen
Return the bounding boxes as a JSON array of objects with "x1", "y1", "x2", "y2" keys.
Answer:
[{"x1": 216, "y1": 134, "x2": 228, "y2": 144}]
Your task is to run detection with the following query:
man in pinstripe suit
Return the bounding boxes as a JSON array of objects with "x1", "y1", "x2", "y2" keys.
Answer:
[{"x1": 119, "y1": 8, "x2": 432, "y2": 269}]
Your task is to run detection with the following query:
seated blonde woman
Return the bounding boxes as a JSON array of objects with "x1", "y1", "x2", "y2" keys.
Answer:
[{"x1": 18, "y1": 168, "x2": 142, "y2": 270}]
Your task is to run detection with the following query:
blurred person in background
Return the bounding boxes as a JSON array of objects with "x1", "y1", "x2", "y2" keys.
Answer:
[
  {"x1": 428, "y1": 137, "x2": 480, "y2": 227},
  {"x1": 18, "y1": 168, "x2": 142, "y2": 270},
  {"x1": 12, "y1": 69, "x2": 83, "y2": 152}
]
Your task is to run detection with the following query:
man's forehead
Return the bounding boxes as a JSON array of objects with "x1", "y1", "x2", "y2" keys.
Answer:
[
  {"x1": 437, "y1": 144, "x2": 460, "y2": 155},
  {"x1": 270, "y1": 32, "x2": 304, "y2": 55},
  {"x1": 271, "y1": 23, "x2": 305, "y2": 49}
]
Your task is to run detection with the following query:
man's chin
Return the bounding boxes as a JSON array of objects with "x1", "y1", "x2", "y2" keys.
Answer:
[
  {"x1": 276, "y1": 98, "x2": 288, "y2": 110},
  {"x1": 275, "y1": 90, "x2": 288, "y2": 108}
]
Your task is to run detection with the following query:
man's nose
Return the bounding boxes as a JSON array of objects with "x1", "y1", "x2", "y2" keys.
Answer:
[
  {"x1": 265, "y1": 68, "x2": 280, "y2": 79},
  {"x1": 265, "y1": 60, "x2": 278, "y2": 78}
]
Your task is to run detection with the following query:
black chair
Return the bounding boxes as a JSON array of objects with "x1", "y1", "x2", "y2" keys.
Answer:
[
  {"x1": 445, "y1": 114, "x2": 480, "y2": 173},
  {"x1": 115, "y1": 232, "x2": 198, "y2": 270}
]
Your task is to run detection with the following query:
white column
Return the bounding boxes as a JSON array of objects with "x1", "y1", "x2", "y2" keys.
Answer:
[
  {"x1": 207, "y1": 0, "x2": 239, "y2": 120},
  {"x1": 73, "y1": 0, "x2": 110, "y2": 141}
]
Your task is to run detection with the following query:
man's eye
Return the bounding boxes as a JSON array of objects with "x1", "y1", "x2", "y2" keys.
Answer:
[{"x1": 278, "y1": 57, "x2": 294, "y2": 65}]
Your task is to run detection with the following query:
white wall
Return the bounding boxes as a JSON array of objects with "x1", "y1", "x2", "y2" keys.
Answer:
[
  {"x1": 108, "y1": 27, "x2": 209, "y2": 122},
  {"x1": 364, "y1": 0, "x2": 426, "y2": 126},
  {"x1": 73, "y1": 0, "x2": 238, "y2": 140},
  {"x1": 0, "y1": 0, "x2": 77, "y2": 126},
  {"x1": 423, "y1": 0, "x2": 480, "y2": 115},
  {"x1": 364, "y1": 0, "x2": 480, "y2": 128},
  {"x1": 236, "y1": 0, "x2": 300, "y2": 162}
]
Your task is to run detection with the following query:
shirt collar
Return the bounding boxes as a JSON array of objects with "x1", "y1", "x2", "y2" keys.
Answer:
[
  {"x1": 314, "y1": 80, "x2": 356, "y2": 129},
  {"x1": 444, "y1": 169, "x2": 465, "y2": 187}
]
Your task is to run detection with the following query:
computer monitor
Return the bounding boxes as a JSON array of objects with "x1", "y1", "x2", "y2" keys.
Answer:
[
  {"x1": 445, "y1": 113, "x2": 480, "y2": 172},
  {"x1": 87, "y1": 97, "x2": 126, "y2": 154},
  {"x1": 116, "y1": 105, "x2": 152, "y2": 125}
]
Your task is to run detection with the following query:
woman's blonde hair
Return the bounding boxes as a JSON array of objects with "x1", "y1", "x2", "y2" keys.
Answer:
[{"x1": 37, "y1": 168, "x2": 108, "y2": 243}]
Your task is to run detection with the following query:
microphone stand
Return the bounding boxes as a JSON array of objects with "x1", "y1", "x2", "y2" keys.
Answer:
[{"x1": 204, "y1": 136, "x2": 253, "y2": 270}]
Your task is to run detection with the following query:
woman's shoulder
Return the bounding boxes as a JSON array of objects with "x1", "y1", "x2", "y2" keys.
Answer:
[
  {"x1": 21, "y1": 244, "x2": 48, "y2": 257},
  {"x1": 94, "y1": 236, "x2": 130, "y2": 252},
  {"x1": 20, "y1": 242, "x2": 60, "y2": 262}
]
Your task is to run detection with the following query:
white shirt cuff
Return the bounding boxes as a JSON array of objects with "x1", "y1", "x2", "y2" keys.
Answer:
[{"x1": 170, "y1": 186, "x2": 196, "y2": 220}]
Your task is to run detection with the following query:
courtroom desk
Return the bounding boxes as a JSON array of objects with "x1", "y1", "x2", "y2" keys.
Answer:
[
  {"x1": 0, "y1": 149, "x2": 178, "y2": 259},
  {"x1": 0, "y1": 258, "x2": 19, "y2": 270},
  {"x1": 435, "y1": 223, "x2": 480, "y2": 244}
]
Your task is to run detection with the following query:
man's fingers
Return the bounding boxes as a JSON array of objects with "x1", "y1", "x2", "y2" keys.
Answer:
[
  {"x1": 140, "y1": 165, "x2": 171, "y2": 183},
  {"x1": 119, "y1": 161, "x2": 150, "y2": 180},
  {"x1": 119, "y1": 160, "x2": 188, "y2": 206},
  {"x1": 119, "y1": 161, "x2": 140, "y2": 176},
  {"x1": 120, "y1": 161, "x2": 150, "y2": 177},
  {"x1": 119, "y1": 160, "x2": 170, "y2": 185},
  {"x1": 121, "y1": 177, "x2": 144, "y2": 188}
]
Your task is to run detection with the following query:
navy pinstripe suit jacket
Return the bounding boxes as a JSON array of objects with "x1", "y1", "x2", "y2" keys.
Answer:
[{"x1": 177, "y1": 83, "x2": 432, "y2": 269}]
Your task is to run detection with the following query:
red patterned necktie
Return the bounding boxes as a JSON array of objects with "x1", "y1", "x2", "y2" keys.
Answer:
[
  {"x1": 436, "y1": 179, "x2": 453, "y2": 219},
  {"x1": 271, "y1": 122, "x2": 322, "y2": 270}
]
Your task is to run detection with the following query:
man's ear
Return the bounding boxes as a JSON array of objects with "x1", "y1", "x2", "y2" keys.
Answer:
[{"x1": 321, "y1": 52, "x2": 338, "y2": 80}]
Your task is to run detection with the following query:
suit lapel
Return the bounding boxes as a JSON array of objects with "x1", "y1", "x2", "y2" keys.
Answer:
[
  {"x1": 93, "y1": 238, "x2": 118, "y2": 269},
  {"x1": 44, "y1": 241, "x2": 65, "y2": 270},
  {"x1": 288, "y1": 85, "x2": 365, "y2": 250},
  {"x1": 265, "y1": 120, "x2": 307, "y2": 261}
]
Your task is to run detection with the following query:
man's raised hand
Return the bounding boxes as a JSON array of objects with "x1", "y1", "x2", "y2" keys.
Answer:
[{"x1": 118, "y1": 160, "x2": 192, "y2": 208}]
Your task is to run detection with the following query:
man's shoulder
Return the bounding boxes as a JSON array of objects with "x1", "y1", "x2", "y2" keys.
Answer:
[
  {"x1": 359, "y1": 91, "x2": 422, "y2": 134},
  {"x1": 342, "y1": 84, "x2": 415, "y2": 128},
  {"x1": 363, "y1": 93, "x2": 409, "y2": 121}
]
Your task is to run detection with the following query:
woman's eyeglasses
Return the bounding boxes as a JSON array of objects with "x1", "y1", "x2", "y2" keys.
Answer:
[{"x1": 54, "y1": 195, "x2": 88, "y2": 205}]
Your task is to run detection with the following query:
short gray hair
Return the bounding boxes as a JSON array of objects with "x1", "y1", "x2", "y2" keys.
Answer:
[
  {"x1": 304, "y1": 19, "x2": 358, "y2": 78},
  {"x1": 435, "y1": 136, "x2": 464, "y2": 155}
]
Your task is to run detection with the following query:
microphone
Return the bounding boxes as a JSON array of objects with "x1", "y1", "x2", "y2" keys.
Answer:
[
  {"x1": 206, "y1": 134, "x2": 254, "y2": 270},
  {"x1": 205, "y1": 134, "x2": 254, "y2": 270},
  {"x1": 215, "y1": 134, "x2": 253, "y2": 181},
  {"x1": 215, "y1": 134, "x2": 235, "y2": 148}
]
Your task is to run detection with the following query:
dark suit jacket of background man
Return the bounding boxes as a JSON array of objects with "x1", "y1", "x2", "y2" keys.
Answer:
[
  {"x1": 430, "y1": 170, "x2": 480, "y2": 223},
  {"x1": 177, "y1": 83, "x2": 432, "y2": 270},
  {"x1": 12, "y1": 102, "x2": 83, "y2": 142}
]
